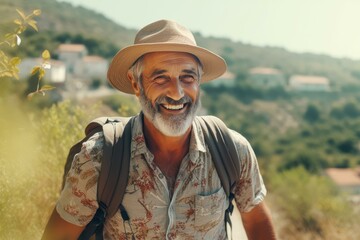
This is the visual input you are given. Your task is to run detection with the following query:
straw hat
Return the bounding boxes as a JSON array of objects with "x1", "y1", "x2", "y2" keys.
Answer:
[{"x1": 107, "y1": 19, "x2": 227, "y2": 94}]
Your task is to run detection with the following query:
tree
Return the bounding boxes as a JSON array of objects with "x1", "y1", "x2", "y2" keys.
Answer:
[{"x1": 304, "y1": 104, "x2": 321, "y2": 122}]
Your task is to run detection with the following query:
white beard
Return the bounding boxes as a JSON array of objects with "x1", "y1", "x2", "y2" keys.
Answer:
[{"x1": 138, "y1": 89, "x2": 200, "y2": 137}]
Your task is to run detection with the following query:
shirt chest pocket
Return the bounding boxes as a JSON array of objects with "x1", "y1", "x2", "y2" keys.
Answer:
[{"x1": 194, "y1": 187, "x2": 228, "y2": 231}]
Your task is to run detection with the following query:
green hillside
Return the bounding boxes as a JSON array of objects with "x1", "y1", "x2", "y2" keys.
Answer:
[
  {"x1": 2, "y1": 0, "x2": 360, "y2": 88},
  {"x1": 0, "y1": 0, "x2": 136, "y2": 45}
]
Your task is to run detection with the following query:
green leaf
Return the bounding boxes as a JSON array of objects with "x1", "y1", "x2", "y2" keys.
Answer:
[
  {"x1": 10, "y1": 57, "x2": 21, "y2": 66},
  {"x1": 31, "y1": 66, "x2": 41, "y2": 75},
  {"x1": 27, "y1": 92, "x2": 36, "y2": 99},
  {"x1": 27, "y1": 19, "x2": 38, "y2": 32},
  {"x1": 40, "y1": 85, "x2": 56, "y2": 91},
  {"x1": 16, "y1": 9, "x2": 26, "y2": 20},
  {"x1": 0, "y1": 71, "x2": 13, "y2": 78},
  {"x1": 33, "y1": 9, "x2": 41, "y2": 16},
  {"x1": 14, "y1": 19, "x2": 22, "y2": 25},
  {"x1": 42, "y1": 50, "x2": 51, "y2": 60},
  {"x1": 38, "y1": 68, "x2": 45, "y2": 80}
]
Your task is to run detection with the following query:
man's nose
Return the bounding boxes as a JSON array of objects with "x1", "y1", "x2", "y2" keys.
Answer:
[{"x1": 166, "y1": 78, "x2": 184, "y2": 101}]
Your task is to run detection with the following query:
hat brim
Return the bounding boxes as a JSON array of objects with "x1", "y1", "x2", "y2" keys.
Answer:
[{"x1": 107, "y1": 43, "x2": 227, "y2": 94}]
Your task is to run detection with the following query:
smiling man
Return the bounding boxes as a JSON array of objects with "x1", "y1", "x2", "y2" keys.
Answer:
[{"x1": 42, "y1": 19, "x2": 276, "y2": 240}]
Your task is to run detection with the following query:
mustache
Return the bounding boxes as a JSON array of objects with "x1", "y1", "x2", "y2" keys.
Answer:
[{"x1": 156, "y1": 95, "x2": 192, "y2": 105}]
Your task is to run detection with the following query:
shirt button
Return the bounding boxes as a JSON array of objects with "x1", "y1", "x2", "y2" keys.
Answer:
[{"x1": 159, "y1": 173, "x2": 164, "y2": 179}]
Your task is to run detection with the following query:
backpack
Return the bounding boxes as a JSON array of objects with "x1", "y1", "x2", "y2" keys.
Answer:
[{"x1": 62, "y1": 114, "x2": 241, "y2": 240}]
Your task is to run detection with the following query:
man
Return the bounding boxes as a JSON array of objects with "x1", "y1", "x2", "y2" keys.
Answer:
[{"x1": 42, "y1": 19, "x2": 276, "y2": 239}]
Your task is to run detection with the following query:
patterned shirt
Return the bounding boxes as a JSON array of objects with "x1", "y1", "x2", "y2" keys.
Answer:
[{"x1": 57, "y1": 114, "x2": 266, "y2": 239}]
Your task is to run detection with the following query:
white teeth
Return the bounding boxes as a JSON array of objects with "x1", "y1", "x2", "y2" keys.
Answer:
[{"x1": 163, "y1": 104, "x2": 184, "y2": 110}]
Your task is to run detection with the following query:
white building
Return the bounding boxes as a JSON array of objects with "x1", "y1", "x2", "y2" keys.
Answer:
[
  {"x1": 56, "y1": 44, "x2": 108, "y2": 82},
  {"x1": 81, "y1": 55, "x2": 109, "y2": 80},
  {"x1": 57, "y1": 44, "x2": 88, "y2": 75},
  {"x1": 289, "y1": 75, "x2": 330, "y2": 91}
]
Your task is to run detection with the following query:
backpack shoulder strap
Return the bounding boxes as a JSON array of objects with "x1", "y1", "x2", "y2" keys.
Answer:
[
  {"x1": 195, "y1": 115, "x2": 241, "y2": 240},
  {"x1": 78, "y1": 116, "x2": 135, "y2": 240},
  {"x1": 97, "y1": 116, "x2": 134, "y2": 217},
  {"x1": 196, "y1": 115, "x2": 241, "y2": 196}
]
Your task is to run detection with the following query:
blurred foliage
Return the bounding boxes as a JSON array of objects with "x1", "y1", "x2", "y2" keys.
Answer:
[
  {"x1": 269, "y1": 167, "x2": 360, "y2": 239},
  {"x1": 101, "y1": 94, "x2": 140, "y2": 117},
  {"x1": 0, "y1": 8, "x2": 41, "y2": 79},
  {"x1": 0, "y1": 8, "x2": 54, "y2": 98},
  {"x1": 0, "y1": 94, "x2": 102, "y2": 239}
]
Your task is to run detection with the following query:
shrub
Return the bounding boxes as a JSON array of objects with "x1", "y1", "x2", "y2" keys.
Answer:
[
  {"x1": 101, "y1": 94, "x2": 140, "y2": 116},
  {"x1": 278, "y1": 151, "x2": 327, "y2": 174},
  {"x1": 269, "y1": 167, "x2": 359, "y2": 239},
  {"x1": 0, "y1": 99, "x2": 101, "y2": 239},
  {"x1": 304, "y1": 104, "x2": 321, "y2": 122}
]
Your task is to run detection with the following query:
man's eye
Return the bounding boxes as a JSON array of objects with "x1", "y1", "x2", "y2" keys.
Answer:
[
  {"x1": 154, "y1": 76, "x2": 167, "y2": 84},
  {"x1": 181, "y1": 75, "x2": 196, "y2": 83}
]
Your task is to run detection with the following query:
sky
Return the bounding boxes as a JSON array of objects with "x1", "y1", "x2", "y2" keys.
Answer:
[{"x1": 59, "y1": 0, "x2": 360, "y2": 60}]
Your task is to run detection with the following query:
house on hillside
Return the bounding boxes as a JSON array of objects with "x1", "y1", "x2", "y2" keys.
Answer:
[
  {"x1": 248, "y1": 67, "x2": 286, "y2": 88},
  {"x1": 56, "y1": 43, "x2": 109, "y2": 86},
  {"x1": 289, "y1": 75, "x2": 330, "y2": 91},
  {"x1": 209, "y1": 71, "x2": 236, "y2": 87},
  {"x1": 57, "y1": 44, "x2": 88, "y2": 75},
  {"x1": 325, "y1": 167, "x2": 360, "y2": 197},
  {"x1": 18, "y1": 58, "x2": 66, "y2": 84},
  {"x1": 81, "y1": 55, "x2": 109, "y2": 80}
]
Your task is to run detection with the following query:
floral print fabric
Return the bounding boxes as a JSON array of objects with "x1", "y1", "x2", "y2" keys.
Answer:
[{"x1": 56, "y1": 114, "x2": 266, "y2": 239}]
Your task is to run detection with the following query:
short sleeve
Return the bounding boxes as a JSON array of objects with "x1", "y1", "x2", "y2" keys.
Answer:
[
  {"x1": 56, "y1": 132, "x2": 104, "y2": 226},
  {"x1": 230, "y1": 129, "x2": 267, "y2": 212}
]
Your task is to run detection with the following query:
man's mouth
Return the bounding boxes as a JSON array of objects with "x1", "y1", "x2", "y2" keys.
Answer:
[{"x1": 162, "y1": 104, "x2": 185, "y2": 110}]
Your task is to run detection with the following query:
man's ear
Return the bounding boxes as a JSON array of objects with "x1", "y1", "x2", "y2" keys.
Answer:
[{"x1": 127, "y1": 70, "x2": 140, "y2": 97}]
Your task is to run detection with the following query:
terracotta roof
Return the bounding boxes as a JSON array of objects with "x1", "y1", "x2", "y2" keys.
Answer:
[
  {"x1": 290, "y1": 75, "x2": 329, "y2": 85},
  {"x1": 57, "y1": 44, "x2": 87, "y2": 52},
  {"x1": 249, "y1": 67, "x2": 282, "y2": 75},
  {"x1": 325, "y1": 168, "x2": 360, "y2": 186}
]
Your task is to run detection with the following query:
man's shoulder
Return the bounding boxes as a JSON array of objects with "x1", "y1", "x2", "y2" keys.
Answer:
[{"x1": 80, "y1": 131, "x2": 105, "y2": 162}]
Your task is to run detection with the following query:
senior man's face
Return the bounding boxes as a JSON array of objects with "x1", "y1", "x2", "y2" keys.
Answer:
[{"x1": 132, "y1": 52, "x2": 201, "y2": 137}]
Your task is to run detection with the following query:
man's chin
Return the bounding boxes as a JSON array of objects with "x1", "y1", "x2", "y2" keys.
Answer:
[{"x1": 153, "y1": 114, "x2": 193, "y2": 137}]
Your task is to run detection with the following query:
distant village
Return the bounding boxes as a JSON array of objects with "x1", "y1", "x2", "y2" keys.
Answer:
[{"x1": 19, "y1": 43, "x2": 331, "y2": 93}]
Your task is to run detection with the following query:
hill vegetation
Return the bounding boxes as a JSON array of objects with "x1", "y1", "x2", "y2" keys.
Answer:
[{"x1": 1, "y1": 0, "x2": 360, "y2": 239}]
